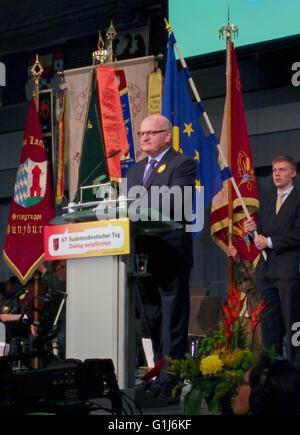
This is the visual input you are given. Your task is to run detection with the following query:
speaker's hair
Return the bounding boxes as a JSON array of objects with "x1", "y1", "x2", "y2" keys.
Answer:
[{"x1": 249, "y1": 366, "x2": 276, "y2": 415}]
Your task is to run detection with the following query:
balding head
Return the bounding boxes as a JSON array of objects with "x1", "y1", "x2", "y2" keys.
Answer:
[{"x1": 139, "y1": 114, "x2": 172, "y2": 158}]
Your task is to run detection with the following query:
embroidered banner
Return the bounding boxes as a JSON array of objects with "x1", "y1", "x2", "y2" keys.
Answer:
[
  {"x1": 114, "y1": 68, "x2": 136, "y2": 176},
  {"x1": 211, "y1": 40, "x2": 260, "y2": 265},
  {"x1": 3, "y1": 99, "x2": 56, "y2": 284},
  {"x1": 64, "y1": 68, "x2": 91, "y2": 201},
  {"x1": 148, "y1": 69, "x2": 163, "y2": 115},
  {"x1": 97, "y1": 66, "x2": 128, "y2": 179},
  {"x1": 64, "y1": 56, "x2": 155, "y2": 197}
]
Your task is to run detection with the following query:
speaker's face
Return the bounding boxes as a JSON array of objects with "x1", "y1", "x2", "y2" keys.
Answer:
[{"x1": 233, "y1": 370, "x2": 251, "y2": 415}]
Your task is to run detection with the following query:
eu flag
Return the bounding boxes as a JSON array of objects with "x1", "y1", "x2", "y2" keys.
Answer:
[{"x1": 162, "y1": 32, "x2": 224, "y2": 207}]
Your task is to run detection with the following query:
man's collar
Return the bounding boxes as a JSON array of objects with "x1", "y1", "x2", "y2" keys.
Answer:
[
  {"x1": 277, "y1": 185, "x2": 294, "y2": 196},
  {"x1": 148, "y1": 145, "x2": 171, "y2": 163}
]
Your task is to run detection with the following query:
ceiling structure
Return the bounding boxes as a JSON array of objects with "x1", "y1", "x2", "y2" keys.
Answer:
[
  {"x1": 0, "y1": 0, "x2": 166, "y2": 56},
  {"x1": 0, "y1": 0, "x2": 168, "y2": 106}
]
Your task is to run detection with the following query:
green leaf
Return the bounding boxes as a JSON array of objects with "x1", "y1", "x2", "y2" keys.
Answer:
[
  {"x1": 207, "y1": 396, "x2": 222, "y2": 415},
  {"x1": 183, "y1": 388, "x2": 204, "y2": 415}
]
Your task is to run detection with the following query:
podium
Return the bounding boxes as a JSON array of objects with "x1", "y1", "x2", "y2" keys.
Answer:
[
  {"x1": 66, "y1": 255, "x2": 131, "y2": 389},
  {"x1": 46, "y1": 207, "x2": 182, "y2": 390}
]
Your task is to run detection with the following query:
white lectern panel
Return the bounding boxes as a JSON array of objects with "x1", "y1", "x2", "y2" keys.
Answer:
[{"x1": 66, "y1": 255, "x2": 131, "y2": 389}]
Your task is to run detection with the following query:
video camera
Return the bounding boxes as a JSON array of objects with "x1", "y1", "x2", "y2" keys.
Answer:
[{"x1": 0, "y1": 357, "x2": 122, "y2": 415}]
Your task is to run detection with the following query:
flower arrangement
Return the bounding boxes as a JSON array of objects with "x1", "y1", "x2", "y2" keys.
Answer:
[{"x1": 165, "y1": 285, "x2": 270, "y2": 415}]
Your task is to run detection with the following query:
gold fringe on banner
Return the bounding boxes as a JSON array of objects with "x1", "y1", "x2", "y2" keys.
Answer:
[
  {"x1": 55, "y1": 88, "x2": 67, "y2": 205},
  {"x1": 147, "y1": 69, "x2": 163, "y2": 115}
]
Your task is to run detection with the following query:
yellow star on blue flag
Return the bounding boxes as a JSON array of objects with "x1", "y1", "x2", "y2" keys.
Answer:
[{"x1": 183, "y1": 123, "x2": 194, "y2": 137}]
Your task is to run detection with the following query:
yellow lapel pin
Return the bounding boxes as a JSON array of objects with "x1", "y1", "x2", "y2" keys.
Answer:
[{"x1": 157, "y1": 163, "x2": 166, "y2": 173}]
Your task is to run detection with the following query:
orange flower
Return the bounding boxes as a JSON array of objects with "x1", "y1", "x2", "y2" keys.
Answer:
[
  {"x1": 222, "y1": 304, "x2": 237, "y2": 327},
  {"x1": 249, "y1": 299, "x2": 267, "y2": 333},
  {"x1": 227, "y1": 286, "x2": 246, "y2": 318}
]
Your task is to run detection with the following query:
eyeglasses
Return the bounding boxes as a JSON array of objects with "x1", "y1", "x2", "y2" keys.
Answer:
[{"x1": 137, "y1": 130, "x2": 168, "y2": 138}]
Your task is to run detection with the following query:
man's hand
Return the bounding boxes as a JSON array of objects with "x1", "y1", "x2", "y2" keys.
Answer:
[
  {"x1": 227, "y1": 245, "x2": 238, "y2": 258},
  {"x1": 227, "y1": 245, "x2": 241, "y2": 264},
  {"x1": 0, "y1": 313, "x2": 21, "y2": 322},
  {"x1": 36, "y1": 263, "x2": 47, "y2": 276},
  {"x1": 254, "y1": 234, "x2": 268, "y2": 250},
  {"x1": 245, "y1": 217, "x2": 257, "y2": 233}
]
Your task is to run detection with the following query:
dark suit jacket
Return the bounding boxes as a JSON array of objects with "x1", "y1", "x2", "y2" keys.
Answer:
[
  {"x1": 126, "y1": 147, "x2": 196, "y2": 268},
  {"x1": 257, "y1": 187, "x2": 300, "y2": 279}
]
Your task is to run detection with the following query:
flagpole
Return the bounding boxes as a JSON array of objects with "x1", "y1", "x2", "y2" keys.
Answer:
[
  {"x1": 220, "y1": 7, "x2": 236, "y2": 294},
  {"x1": 164, "y1": 19, "x2": 267, "y2": 262},
  {"x1": 31, "y1": 55, "x2": 43, "y2": 370},
  {"x1": 33, "y1": 271, "x2": 40, "y2": 370},
  {"x1": 225, "y1": 35, "x2": 234, "y2": 294}
]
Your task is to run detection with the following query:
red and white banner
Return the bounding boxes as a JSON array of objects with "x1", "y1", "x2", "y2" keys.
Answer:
[
  {"x1": 210, "y1": 40, "x2": 260, "y2": 265},
  {"x1": 3, "y1": 99, "x2": 55, "y2": 284}
]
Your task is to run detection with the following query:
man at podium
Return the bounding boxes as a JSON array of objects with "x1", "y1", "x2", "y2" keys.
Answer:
[{"x1": 126, "y1": 114, "x2": 196, "y2": 406}]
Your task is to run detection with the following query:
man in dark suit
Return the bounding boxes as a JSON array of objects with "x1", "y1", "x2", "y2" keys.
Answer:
[
  {"x1": 246, "y1": 155, "x2": 300, "y2": 368},
  {"x1": 126, "y1": 114, "x2": 196, "y2": 405}
]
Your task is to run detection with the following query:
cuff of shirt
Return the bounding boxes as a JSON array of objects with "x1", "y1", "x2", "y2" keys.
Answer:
[
  {"x1": 248, "y1": 231, "x2": 254, "y2": 240},
  {"x1": 267, "y1": 237, "x2": 273, "y2": 249}
]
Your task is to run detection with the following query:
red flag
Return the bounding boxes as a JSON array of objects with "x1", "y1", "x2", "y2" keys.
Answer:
[
  {"x1": 3, "y1": 99, "x2": 55, "y2": 284},
  {"x1": 96, "y1": 66, "x2": 129, "y2": 179},
  {"x1": 141, "y1": 358, "x2": 165, "y2": 381},
  {"x1": 211, "y1": 40, "x2": 260, "y2": 265}
]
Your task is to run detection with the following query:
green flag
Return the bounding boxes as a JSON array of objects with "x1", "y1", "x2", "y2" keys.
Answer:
[{"x1": 75, "y1": 73, "x2": 109, "y2": 203}]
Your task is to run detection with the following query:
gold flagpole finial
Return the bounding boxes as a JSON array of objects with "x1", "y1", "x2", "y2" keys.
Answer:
[
  {"x1": 93, "y1": 21, "x2": 117, "y2": 65},
  {"x1": 97, "y1": 30, "x2": 105, "y2": 51},
  {"x1": 219, "y1": 5, "x2": 238, "y2": 40},
  {"x1": 31, "y1": 54, "x2": 43, "y2": 108},
  {"x1": 164, "y1": 18, "x2": 172, "y2": 33},
  {"x1": 106, "y1": 21, "x2": 117, "y2": 63},
  {"x1": 93, "y1": 30, "x2": 108, "y2": 65}
]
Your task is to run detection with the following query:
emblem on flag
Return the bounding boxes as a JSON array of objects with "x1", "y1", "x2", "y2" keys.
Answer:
[
  {"x1": 14, "y1": 158, "x2": 47, "y2": 208},
  {"x1": 53, "y1": 238, "x2": 60, "y2": 251}
]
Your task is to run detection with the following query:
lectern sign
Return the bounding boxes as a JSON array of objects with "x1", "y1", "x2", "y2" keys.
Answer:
[{"x1": 44, "y1": 218, "x2": 130, "y2": 260}]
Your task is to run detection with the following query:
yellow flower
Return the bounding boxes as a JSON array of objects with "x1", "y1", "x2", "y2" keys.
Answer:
[
  {"x1": 222, "y1": 349, "x2": 244, "y2": 368},
  {"x1": 200, "y1": 355, "x2": 224, "y2": 376}
]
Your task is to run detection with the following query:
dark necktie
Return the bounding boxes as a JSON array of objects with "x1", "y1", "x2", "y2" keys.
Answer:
[{"x1": 143, "y1": 159, "x2": 157, "y2": 186}]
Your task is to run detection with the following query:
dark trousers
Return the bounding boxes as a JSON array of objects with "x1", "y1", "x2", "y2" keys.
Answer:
[
  {"x1": 257, "y1": 277, "x2": 300, "y2": 368},
  {"x1": 136, "y1": 234, "x2": 191, "y2": 386}
]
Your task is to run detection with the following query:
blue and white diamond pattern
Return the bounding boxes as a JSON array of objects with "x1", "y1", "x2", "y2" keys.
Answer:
[
  {"x1": 14, "y1": 159, "x2": 30, "y2": 207},
  {"x1": 14, "y1": 158, "x2": 47, "y2": 208}
]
